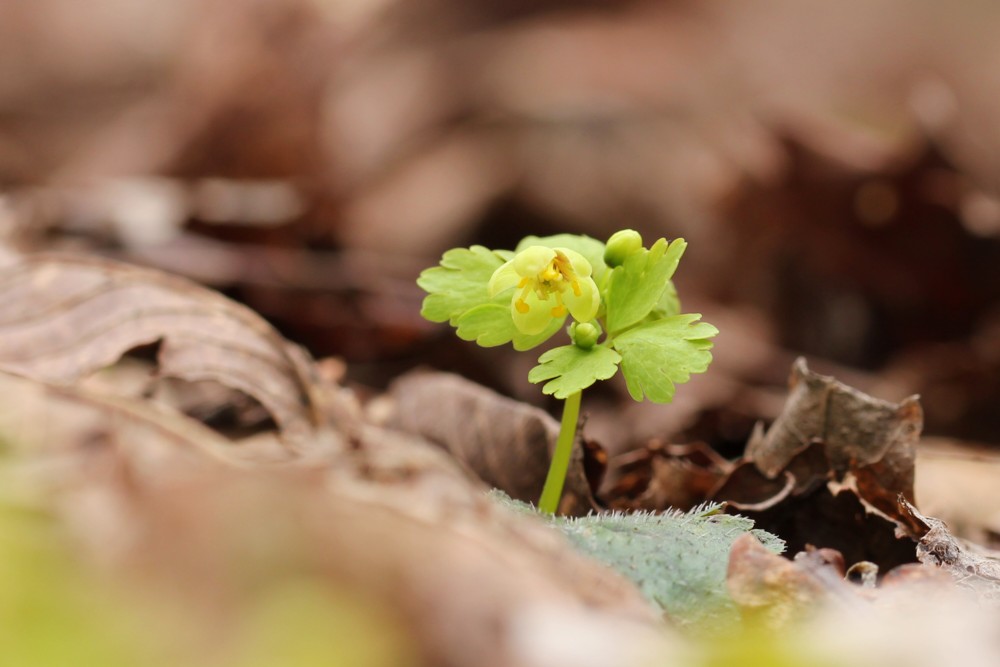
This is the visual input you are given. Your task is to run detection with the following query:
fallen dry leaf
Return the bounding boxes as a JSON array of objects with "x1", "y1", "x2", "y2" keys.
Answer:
[
  {"x1": 703, "y1": 358, "x2": 926, "y2": 569},
  {"x1": 0, "y1": 365, "x2": 660, "y2": 667},
  {"x1": 605, "y1": 441, "x2": 733, "y2": 511},
  {"x1": 901, "y1": 500, "x2": 1000, "y2": 602},
  {"x1": 0, "y1": 254, "x2": 341, "y2": 446},
  {"x1": 726, "y1": 533, "x2": 850, "y2": 629},
  {"x1": 914, "y1": 437, "x2": 1000, "y2": 547},
  {"x1": 385, "y1": 372, "x2": 598, "y2": 515},
  {"x1": 746, "y1": 357, "x2": 921, "y2": 511}
]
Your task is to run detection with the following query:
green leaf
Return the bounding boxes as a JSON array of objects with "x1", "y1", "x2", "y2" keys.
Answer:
[
  {"x1": 555, "y1": 506, "x2": 783, "y2": 629},
  {"x1": 417, "y1": 246, "x2": 506, "y2": 324},
  {"x1": 652, "y1": 280, "x2": 680, "y2": 318},
  {"x1": 604, "y1": 238, "x2": 686, "y2": 334},
  {"x1": 515, "y1": 234, "x2": 608, "y2": 282},
  {"x1": 489, "y1": 491, "x2": 784, "y2": 631},
  {"x1": 613, "y1": 314, "x2": 718, "y2": 403},
  {"x1": 528, "y1": 344, "x2": 622, "y2": 398},
  {"x1": 455, "y1": 304, "x2": 562, "y2": 350}
]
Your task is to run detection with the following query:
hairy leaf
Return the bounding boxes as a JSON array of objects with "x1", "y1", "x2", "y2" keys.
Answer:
[
  {"x1": 492, "y1": 492, "x2": 783, "y2": 629},
  {"x1": 613, "y1": 315, "x2": 717, "y2": 403},
  {"x1": 528, "y1": 344, "x2": 622, "y2": 399},
  {"x1": 605, "y1": 238, "x2": 686, "y2": 334}
]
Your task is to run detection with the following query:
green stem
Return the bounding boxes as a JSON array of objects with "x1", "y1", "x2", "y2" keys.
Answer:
[{"x1": 537, "y1": 390, "x2": 582, "y2": 514}]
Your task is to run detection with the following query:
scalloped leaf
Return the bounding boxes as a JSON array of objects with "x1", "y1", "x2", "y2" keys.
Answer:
[
  {"x1": 613, "y1": 314, "x2": 718, "y2": 403},
  {"x1": 417, "y1": 246, "x2": 506, "y2": 324},
  {"x1": 527, "y1": 344, "x2": 622, "y2": 399},
  {"x1": 605, "y1": 238, "x2": 686, "y2": 334},
  {"x1": 455, "y1": 304, "x2": 563, "y2": 350}
]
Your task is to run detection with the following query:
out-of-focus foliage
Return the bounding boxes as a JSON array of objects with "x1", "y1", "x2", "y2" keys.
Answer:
[{"x1": 0, "y1": 481, "x2": 408, "y2": 667}]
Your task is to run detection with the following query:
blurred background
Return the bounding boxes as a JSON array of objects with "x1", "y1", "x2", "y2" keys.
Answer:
[
  {"x1": 4, "y1": 1, "x2": 1000, "y2": 663},
  {"x1": 8, "y1": 0, "x2": 1000, "y2": 446},
  {"x1": 4, "y1": 0, "x2": 1000, "y2": 448}
]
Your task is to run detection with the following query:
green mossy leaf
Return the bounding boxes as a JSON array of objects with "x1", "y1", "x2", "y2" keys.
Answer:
[
  {"x1": 417, "y1": 246, "x2": 506, "y2": 324},
  {"x1": 560, "y1": 506, "x2": 784, "y2": 629},
  {"x1": 613, "y1": 314, "x2": 718, "y2": 403},
  {"x1": 605, "y1": 238, "x2": 686, "y2": 334},
  {"x1": 489, "y1": 491, "x2": 784, "y2": 630},
  {"x1": 527, "y1": 344, "x2": 622, "y2": 398}
]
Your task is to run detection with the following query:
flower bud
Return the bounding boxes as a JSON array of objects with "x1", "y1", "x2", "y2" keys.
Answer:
[
  {"x1": 570, "y1": 322, "x2": 600, "y2": 349},
  {"x1": 603, "y1": 229, "x2": 643, "y2": 267}
]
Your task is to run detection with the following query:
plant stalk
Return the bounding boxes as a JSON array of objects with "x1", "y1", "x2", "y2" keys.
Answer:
[{"x1": 537, "y1": 390, "x2": 582, "y2": 514}]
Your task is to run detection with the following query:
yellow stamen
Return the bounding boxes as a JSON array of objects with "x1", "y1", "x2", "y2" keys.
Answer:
[
  {"x1": 515, "y1": 299, "x2": 530, "y2": 314},
  {"x1": 518, "y1": 277, "x2": 531, "y2": 288},
  {"x1": 551, "y1": 305, "x2": 567, "y2": 317},
  {"x1": 571, "y1": 280, "x2": 581, "y2": 297}
]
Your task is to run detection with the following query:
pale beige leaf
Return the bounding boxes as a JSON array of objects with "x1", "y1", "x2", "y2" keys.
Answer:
[{"x1": 0, "y1": 254, "x2": 327, "y2": 441}]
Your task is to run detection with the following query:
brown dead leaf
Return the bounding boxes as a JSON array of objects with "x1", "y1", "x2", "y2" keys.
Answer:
[
  {"x1": 712, "y1": 461, "x2": 795, "y2": 513},
  {"x1": 706, "y1": 358, "x2": 926, "y2": 570},
  {"x1": 0, "y1": 367, "x2": 660, "y2": 667},
  {"x1": 606, "y1": 440, "x2": 733, "y2": 511},
  {"x1": 747, "y1": 358, "x2": 921, "y2": 497},
  {"x1": 0, "y1": 254, "x2": 341, "y2": 446},
  {"x1": 727, "y1": 533, "x2": 858, "y2": 629},
  {"x1": 0, "y1": 368, "x2": 266, "y2": 489},
  {"x1": 738, "y1": 357, "x2": 922, "y2": 527},
  {"x1": 915, "y1": 438, "x2": 1000, "y2": 548},
  {"x1": 385, "y1": 372, "x2": 598, "y2": 515},
  {"x1": 901, "y1": 500, "x2": 1000, "y2": 602}
]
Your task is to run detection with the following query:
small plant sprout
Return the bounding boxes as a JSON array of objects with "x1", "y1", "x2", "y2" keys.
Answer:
[{"x1": 418, "y1": 230, "x2": 718, "y2": 514}]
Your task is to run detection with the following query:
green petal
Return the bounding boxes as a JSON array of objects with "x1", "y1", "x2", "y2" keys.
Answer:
[
  {"x1": 512, "y1": 288, "x2": 557, "y2": 335},
  {"x1": 555, "y1": 247, "x2": 593, "y2": 277},
  {"x1": 488, "y1": 259, "x2": 519, "y2": 297},
  {"x1": 563, "y1": 276, "x2": 600, "y2": 323},
  {"x1": 513, "y1": 246, "x2": 556, "y2": 277}
]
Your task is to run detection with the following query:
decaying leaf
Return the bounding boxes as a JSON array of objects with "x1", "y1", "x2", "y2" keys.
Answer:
[
  {"x1": 0, "y1": 254, "x2": 341, "y2": 445},
  {"x1": 605, "y1": 441, "x2": 733, "y2": 512},
  {"x1": 705, "y1": 358, "x2": 926, "y2": 568},
  {"x1": 0, "y1": 366, "x2": 661, "y2": 667},
  {"x1": 0, "y1": 368, "x2": 258, "y2": 473},
  {"x1": 745, "y1": 357, "x2": 921, "y2": 515},
  {"x1": 901, "y1": 500, "x2": 1000, "y2": 602},
  {"x1": 386, "y1": 372, "x2": 598, "y2": 515},
  {"x1": 726, "y1": 533, "x2": 861, "y2": 630}
]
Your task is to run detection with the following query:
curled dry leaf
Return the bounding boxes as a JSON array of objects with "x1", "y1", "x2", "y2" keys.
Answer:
[
  {"x1": 386, "y1": 372, "x2": 598, "y2": 515},
  {"x1": 0, "y1": 368, "x2": 261, "y2": 502},
  {"x1": 605, "y1": 358, "x2": 935, "y2": 573},
  {"x1": 901, "y1": 500, "x2": 1000, "y2": 602},
  {"x1": 709, "y1": 358, "x2": 926, "y2": 569},
  {"x1": 0, "y1": 254, "x2": 339, "y2": 445},
  {"x1": 745, "y1": 357, "x2": 921, "y2": 517}
]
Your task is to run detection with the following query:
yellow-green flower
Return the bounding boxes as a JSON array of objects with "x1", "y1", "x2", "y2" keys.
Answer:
[{"x1": 488, "y1": 246, "x2": 600, "y2": 335}]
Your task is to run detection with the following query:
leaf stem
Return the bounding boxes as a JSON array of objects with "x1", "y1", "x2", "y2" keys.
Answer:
[{"x1": 538, "y1": 390, "x2": 582, "y2": 514}]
